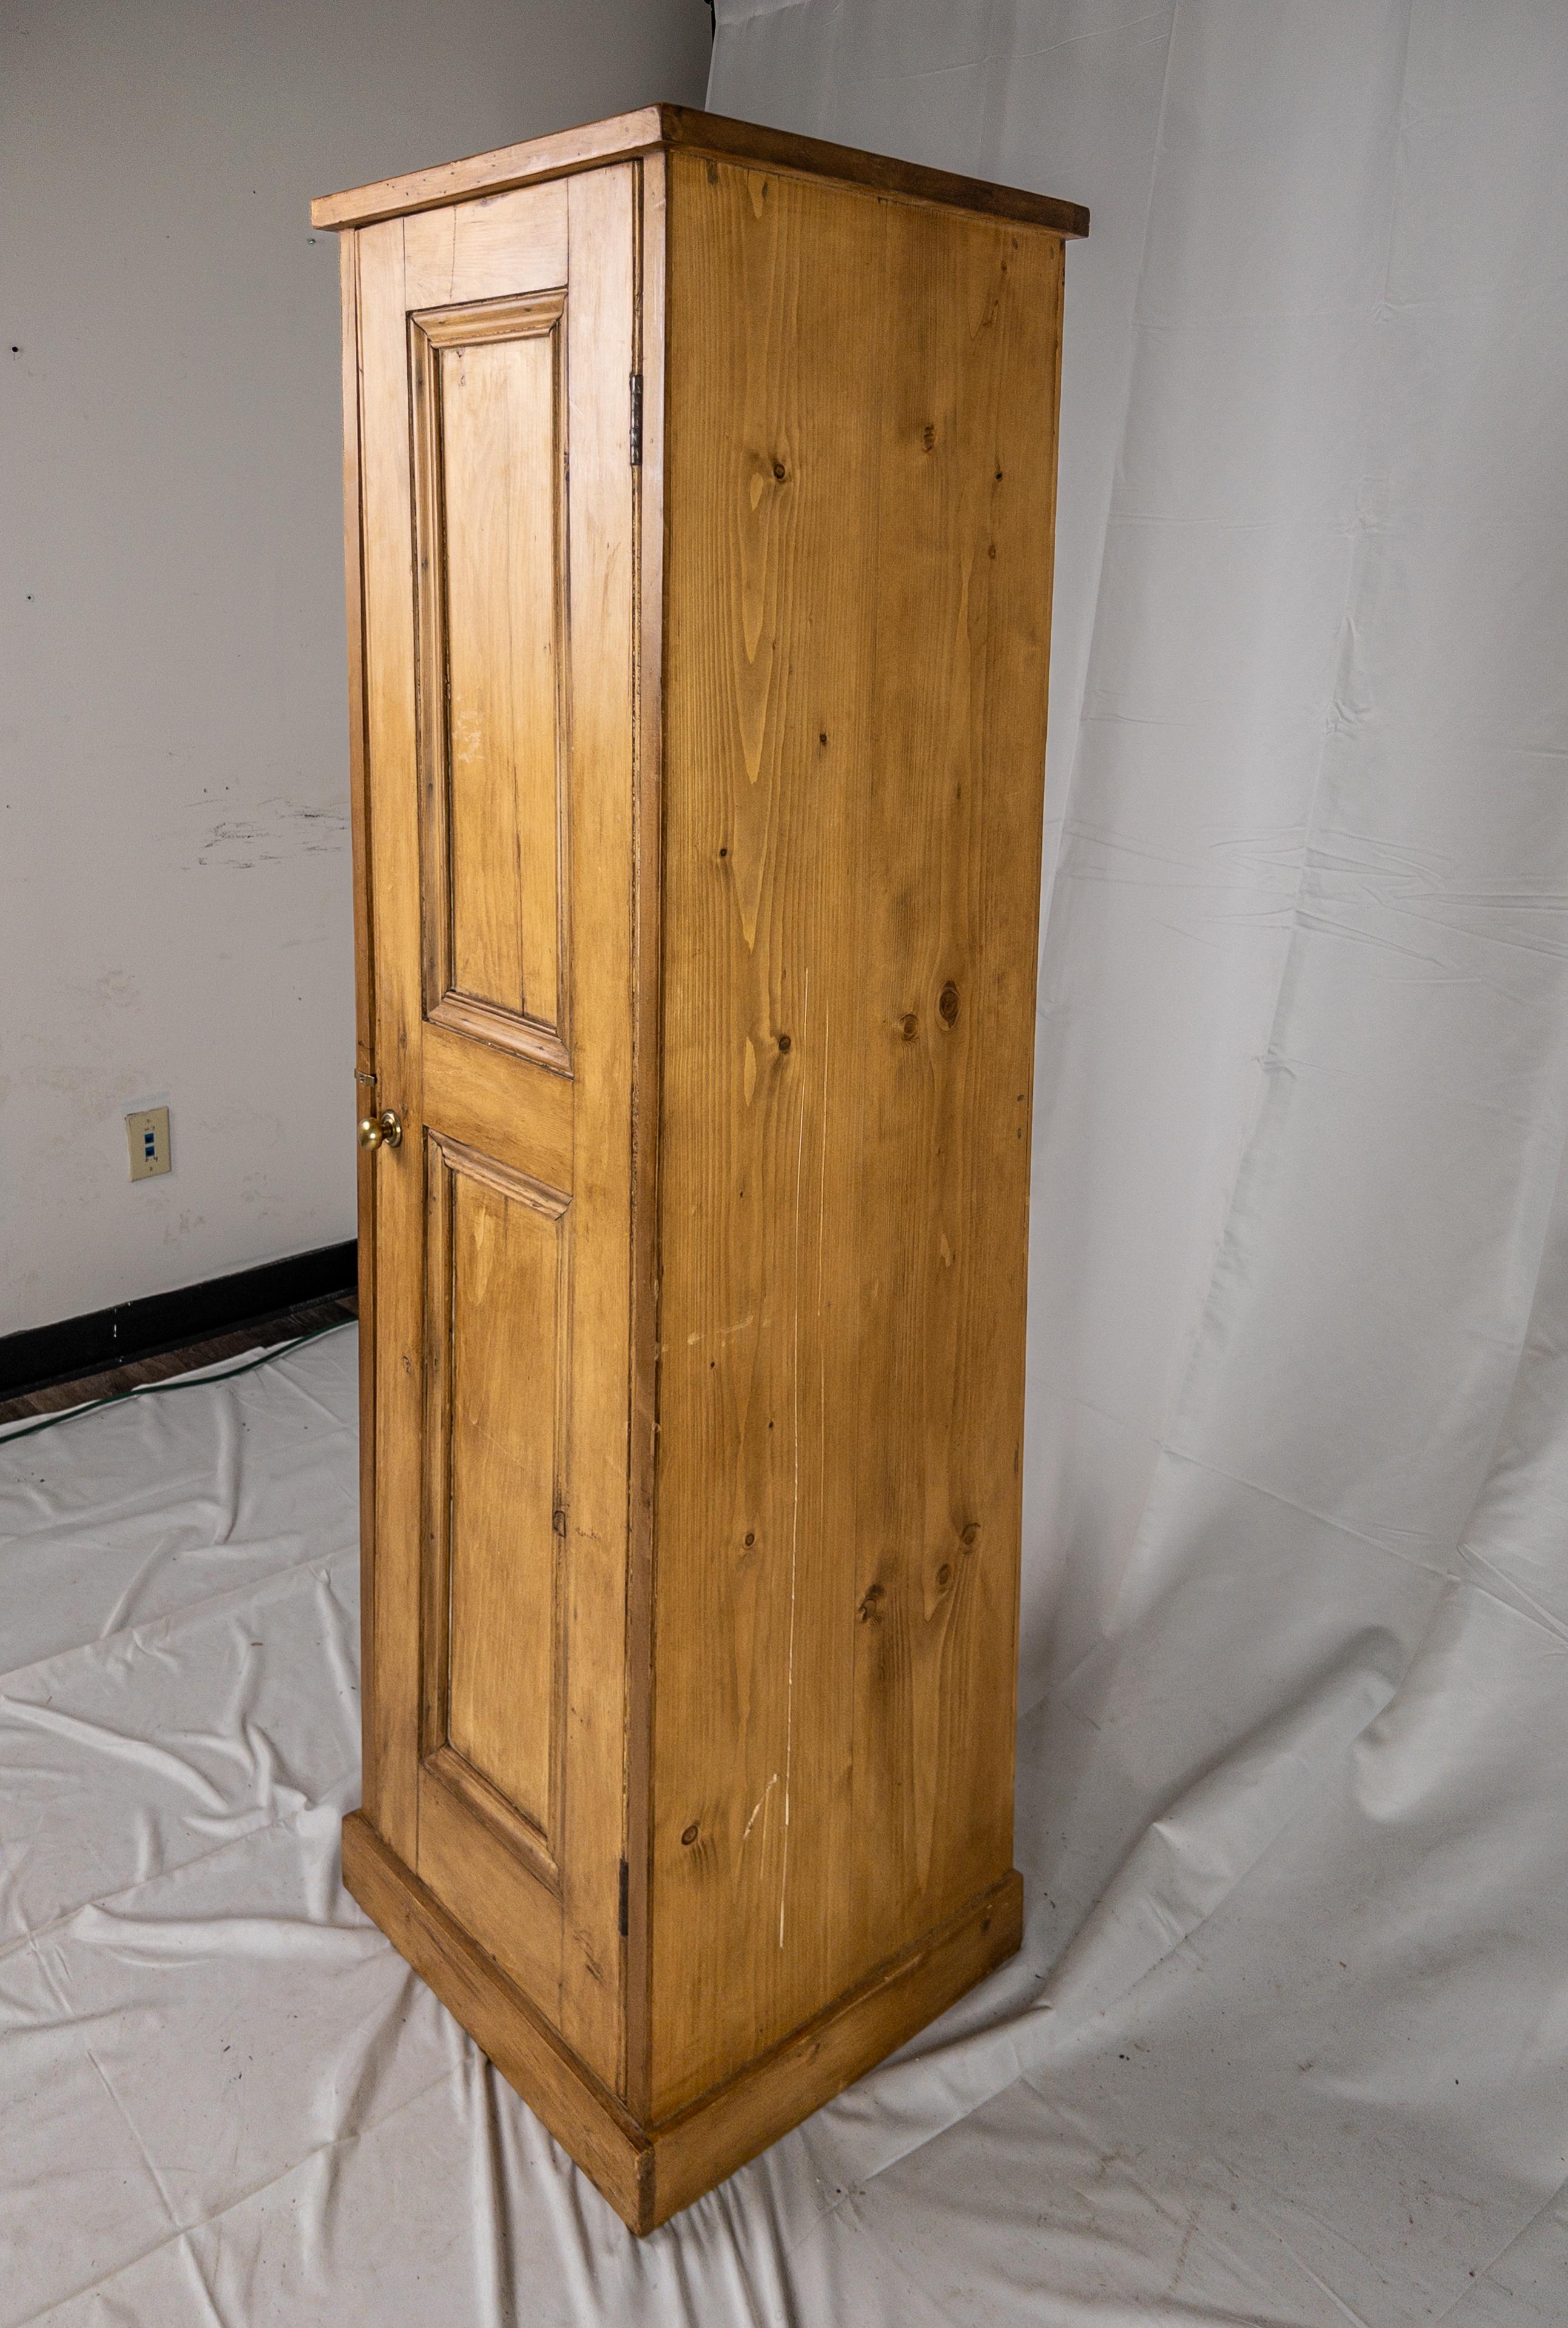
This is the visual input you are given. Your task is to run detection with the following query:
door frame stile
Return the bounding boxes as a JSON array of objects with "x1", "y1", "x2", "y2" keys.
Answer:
[
  {"x1": 624, "y1": 149, "x2": 666, "y2": 2122},
  {"x1": 359, "y1": 212, "x2": 425, "y2": 1870}
]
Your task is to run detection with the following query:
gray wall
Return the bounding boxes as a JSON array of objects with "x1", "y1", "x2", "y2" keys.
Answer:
[{"x1": 0, "y1": 0, "x2": 711, "y2": 1336}]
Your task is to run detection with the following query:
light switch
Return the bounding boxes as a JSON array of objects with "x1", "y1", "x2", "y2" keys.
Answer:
[{"x1": 126, "y1": 1106, "x2": 172, "y2": 1182}]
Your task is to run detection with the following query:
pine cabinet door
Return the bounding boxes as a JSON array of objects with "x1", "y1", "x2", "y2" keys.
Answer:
[{"x1": 354, "y1": 165, "x2": 638, "y2": 2091}]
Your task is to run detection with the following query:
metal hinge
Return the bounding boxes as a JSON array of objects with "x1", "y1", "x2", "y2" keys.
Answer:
[
  {"x1": 618, "y1": 1858, "x2": 630, "y2": 1938},
  {"x1": 629, "y1": 372, "x2": 642, "y2": 467}
]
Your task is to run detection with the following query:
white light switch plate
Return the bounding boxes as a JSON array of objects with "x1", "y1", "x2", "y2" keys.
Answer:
[{"x1": 126, "y1": 1106, "x2": 172, "y2": 1182}]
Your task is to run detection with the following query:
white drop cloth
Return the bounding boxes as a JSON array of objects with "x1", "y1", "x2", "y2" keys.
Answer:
[
  {"x1": 2, "y1": 1273, "x2": 1566, "y2": 2326},
  {"x1": 5, "y1": 2, "x2": 1568, "y2": 2315}
]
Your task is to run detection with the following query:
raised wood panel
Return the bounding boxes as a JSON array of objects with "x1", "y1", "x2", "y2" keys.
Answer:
[
  {"x1": 650, "y1": 154, "x2": 1059, "y2": 2116},
  {"x1": 412, "y1": 293, "x2": 569, "y2": 1069},
  {"x1": 439, "y1": 324, "x2": 562, "y2": 1034},
  {"x1": 423, "y1": 1137, "x2": 569, "y2": 1876},
  {"x1": 444, "y1": 1154, "x2": 564, "y2": 1839}
]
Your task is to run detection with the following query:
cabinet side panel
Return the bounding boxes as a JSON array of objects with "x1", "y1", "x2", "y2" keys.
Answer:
[{"x1": 653, "y1": 154, "x2": 1061, "y2": 2116}]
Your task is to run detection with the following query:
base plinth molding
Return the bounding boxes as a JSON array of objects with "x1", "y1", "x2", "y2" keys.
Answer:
[{"x1": 342, "y1": 1811, "x2": 1023, "y2": 2233}]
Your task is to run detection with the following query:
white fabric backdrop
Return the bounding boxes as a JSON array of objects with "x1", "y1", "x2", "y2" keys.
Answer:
[
  {"x1": 2, "y1": 8, "x2": 1567, "y2": 2321},
  {"x1": 707, "y1": 0, "x2": 1568, "y2": 2316}
]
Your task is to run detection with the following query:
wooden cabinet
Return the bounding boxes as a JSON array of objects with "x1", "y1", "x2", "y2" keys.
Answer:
[{"x1": 313, "y1": 105, "x2": 1086, "y2": 2233}]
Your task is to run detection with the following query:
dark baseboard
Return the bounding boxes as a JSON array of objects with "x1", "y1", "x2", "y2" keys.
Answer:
[{"x1": 0, "y1": 1241, "x2": 358, "y2": 1399}]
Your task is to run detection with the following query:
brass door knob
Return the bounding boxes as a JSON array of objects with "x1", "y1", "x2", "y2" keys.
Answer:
[{"x1": 358, "y1": 1109, "x2": 403, "y2": 1151}]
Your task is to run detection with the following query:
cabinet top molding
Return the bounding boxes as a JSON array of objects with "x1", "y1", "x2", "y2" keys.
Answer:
[{"x1": 309, "y1": 102, "x2": 1090, "y2": 238}]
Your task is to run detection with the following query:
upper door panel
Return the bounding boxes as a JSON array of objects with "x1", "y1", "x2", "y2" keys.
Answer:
[{"x1": 412, "y1": 289, "x2": 571, "y2": 1069}]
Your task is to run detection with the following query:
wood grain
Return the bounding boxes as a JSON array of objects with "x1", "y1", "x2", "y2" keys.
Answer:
[
  {"x1": 650, "y1": 153, "x2": 1058, "y2": 2116},
  {"x1": 342, "y1": 1811, "x2": 647, "y2": 2226},
  {"x1": 315, "y1": 109, "x2": 667, "y2": 233},
  {"x1": 313, "y1": 104, "x2": 1089, "y2": 241},
  {"x1": 412, "y1": 293, "x2": 568, "y2": 1048},
  {"x1": 342, "y1": 1810, "x2": 1021, "y2": 2236},
  {"x1": 332, "y1": 119, "x2": 1073, "y2": 2226},
  {"x1": 356, "y1": 214, "x2": 424, "y2": 1867},
  {"x1": 555, "y1": 159, "x2": 639, "y2": 2087},
  {"x1": 349, "y1": 171, "x2": 638, "y2": 2097},
  {"x1": 442, "y1": 332, "x2": 558, "y2": 1022},
  {"x1": 844, "y1": 196, "x2": 1059, "y2": 1970},
  {"x1": 437, "y1": 1144, "x2": 568, "y2": 1850},
  {"x1": 623, "y1": 144, "x2": 667, "y2": 2130},
  {"x1": 646, "y1": 1868, "x2": 1023, "y2": 2227},
  {"x1": 402, "y1": 182, "x2": 568, "y2": 309},
  {"x1": 419, "y1": 1018, "x2": 573, "y2": 1188}
]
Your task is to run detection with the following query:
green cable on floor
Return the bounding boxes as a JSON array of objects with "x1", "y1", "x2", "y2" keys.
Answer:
[{"x1": 0, "y1": 1318, "x2": 356, "y2": 1450}]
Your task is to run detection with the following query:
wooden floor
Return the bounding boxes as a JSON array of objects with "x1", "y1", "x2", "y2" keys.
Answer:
[{"x1": 0, "y1": 1294, "x2": 358, "y2": 1428}]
